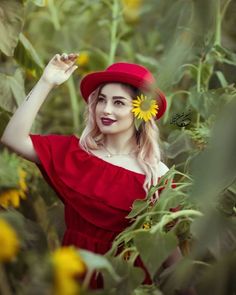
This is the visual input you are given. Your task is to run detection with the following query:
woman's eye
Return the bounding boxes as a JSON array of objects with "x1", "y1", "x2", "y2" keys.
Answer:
[
  {"x1": 97, "y1": 97, "x2": 105, "y2": 102},
  {"x1": 115, "y1": 100, "x2": 124, "y2": 106}
]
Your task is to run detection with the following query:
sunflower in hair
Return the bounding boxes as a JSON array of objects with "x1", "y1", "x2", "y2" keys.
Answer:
[{"x1": 132, "y1": 94, "x2": 159, "y2": 129}]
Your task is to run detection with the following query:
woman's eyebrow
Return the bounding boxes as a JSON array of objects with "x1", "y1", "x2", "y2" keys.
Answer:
[{"x1": 99, "y1": 93, "x2": 128, "y2": 100}]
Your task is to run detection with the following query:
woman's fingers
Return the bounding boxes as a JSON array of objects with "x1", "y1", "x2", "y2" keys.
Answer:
[
  {"x1": 48, "y1": 53, "x2": 79, "y2": 72},
  {"x1": 59, "y1": 53, "x2": 78, "y2": 67},
  {"x1": 65, "y1": 64, "x2": 78, "y2": 75},
  {"x1": 50, "y1": 53, "x2": 78, "y2": 64}
]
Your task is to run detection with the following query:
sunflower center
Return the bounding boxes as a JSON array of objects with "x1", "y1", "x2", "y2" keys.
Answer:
[{"x1": 140, "y1": 100, "x2": 152, "y2": 111}]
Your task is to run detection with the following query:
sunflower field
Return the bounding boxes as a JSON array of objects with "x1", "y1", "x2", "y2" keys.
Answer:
[{"x1": 0, "y1": 0, "x2": 236, "y2": 294}]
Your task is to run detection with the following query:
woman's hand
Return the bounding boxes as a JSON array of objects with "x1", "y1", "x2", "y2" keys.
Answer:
[{"x1": 41, "y1": 53, "x2": 79, "y2": 87}]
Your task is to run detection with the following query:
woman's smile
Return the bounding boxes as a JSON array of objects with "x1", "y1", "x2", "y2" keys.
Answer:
[{"x1": 101, "y1": 117, "x2": 117, "y2": 125}]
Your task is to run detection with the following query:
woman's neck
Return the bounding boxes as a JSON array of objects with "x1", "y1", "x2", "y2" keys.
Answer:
[{"x1": 102, "y1": 134, "x2": 137, "y2": 155}]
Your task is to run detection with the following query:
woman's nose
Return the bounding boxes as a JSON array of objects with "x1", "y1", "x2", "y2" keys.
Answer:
[{"x1": 103, "y1": 102, "x2": 112, "y2": 114}]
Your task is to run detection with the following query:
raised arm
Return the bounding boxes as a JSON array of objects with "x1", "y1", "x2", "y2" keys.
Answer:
[{"x1": 0, "y1": 53, "x2": 78, "y2": 163}]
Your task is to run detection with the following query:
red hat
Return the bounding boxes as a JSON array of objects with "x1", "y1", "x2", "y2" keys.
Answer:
[{"x1": 80, "y1": 62, "x2": 167, "y2": 120}]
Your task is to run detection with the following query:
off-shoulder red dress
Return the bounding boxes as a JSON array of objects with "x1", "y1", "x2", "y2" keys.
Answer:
[{"x1": 29, "y1": 134, "x2": 170, "y2": 289}]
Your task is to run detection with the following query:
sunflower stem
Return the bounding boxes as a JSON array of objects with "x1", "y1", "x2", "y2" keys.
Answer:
[
  {"x1": 108, "y1": 0, "x2": 120, "y2": 65},
  {"x1": 66, "y1": 77, "x2": 79, "y2": 133}
]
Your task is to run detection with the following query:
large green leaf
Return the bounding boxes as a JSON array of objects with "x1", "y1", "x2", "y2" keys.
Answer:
[
  {"x1": 189, "y1": 99, "x2": 236, "y2": 206},
  {"x1": 165, "y1": 129, "x2": 194, "y2": 159},
  {"x1": 196, "y1": 251, "x2": 236, "y2": 295},
  {"x1": 0, "y1": 73, "x2": 15, "y2": 112},
  {"x1": 19, "y1": 33, "x2": 44, "y2": 68},
  {"x1": 0, "y1": 0, "x2": 24, "y2": 56},
  {"x1": 134, "y1": 231, "x2": 178, "y2": 278},
  {"x1": 0, "y1": 69, "x2": 26, "y2": 112},
  {"x1": 14, "y1": 33, "x2": 44, "y2": 78}
]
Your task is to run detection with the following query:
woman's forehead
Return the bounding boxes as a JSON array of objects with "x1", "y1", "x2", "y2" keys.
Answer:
[{"x1": 100, "y1": 83, "x2": 136, "y2": 100}]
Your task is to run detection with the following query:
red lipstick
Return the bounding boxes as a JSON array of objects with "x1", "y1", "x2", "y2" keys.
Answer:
[{"x1": 101, "y1": 118, "x2": 117, "y2": 125}]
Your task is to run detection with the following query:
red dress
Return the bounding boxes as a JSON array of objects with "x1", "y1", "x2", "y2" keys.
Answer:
[{"x1": 29, "y1": 134, "x2": 168, "y2": 288}]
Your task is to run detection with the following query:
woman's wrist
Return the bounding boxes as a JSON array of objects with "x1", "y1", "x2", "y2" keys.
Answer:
[{"x1": 38, "y1": 75, "x2": 56, "y2": 90}]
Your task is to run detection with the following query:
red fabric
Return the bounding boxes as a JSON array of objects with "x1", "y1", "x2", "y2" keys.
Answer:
[{"x1": 29, "y1": 134, "x2": 175, "y2": 289}]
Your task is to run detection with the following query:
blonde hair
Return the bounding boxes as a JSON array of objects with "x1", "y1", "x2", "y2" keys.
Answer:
[{"x1": 79, "y1": 83, "x2": 163, "y2": 195}]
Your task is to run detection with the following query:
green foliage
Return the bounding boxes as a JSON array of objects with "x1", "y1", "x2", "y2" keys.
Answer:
[
  {"x1": 0, "y1": 0, "x2": 24, "y2": 56},
  {"x1": 134, "y1": 231, "x2": 178, "y2": 278},
  {"x1": 0, "y1": 149, "x2": 21, "y2": 190}
]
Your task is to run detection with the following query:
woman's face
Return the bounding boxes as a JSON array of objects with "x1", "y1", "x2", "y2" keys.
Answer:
[{"x1": 95, "y1": 83, "x2": 136, "y2": 137}]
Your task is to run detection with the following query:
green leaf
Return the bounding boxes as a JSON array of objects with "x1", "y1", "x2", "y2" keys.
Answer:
[
  {"x1": 134, "y1": 231, "x2": 178, "y2": 278},
  {"x1": 14, "y1": 33, "x2": 44, "y2": 78},
  {"x1": 19, "y1": 33, "x2": 44, "y2": 68},
  {"x1": 147, "y1": 185, "x2": 159, "y2": 199},
  {"x1": 0, "y1": 73, "x2": 15, "y2": 112},
  {"x1": 127, "y1": 199, "x2": 149, "y2": 219},
  {"x1": 0, "y1": 69, "x2": 26, "y2": 112},
  {"x1": 104, "y1": 256, "x2": 145, "y2": 293},
  {"x1": 165, "y1": 129, "x2": 194, "y2": 158},
  {"x1": 134, "y1": 117, "x2": 143, "y2": 131},
  {"x1": 8, "y1": 68, "x2": 26, "y2": 106},
  {"x1": 79, "y1": 249, "x2": 120, "y2": 282},
  {"x1": 188, "y1": 87, "x2": 218, "y2": 119},
  {"x1": 153, "y1": 189, "x2": 184, "y2": 214},
  {"x1": 0, "y1": 0, "x2": 24, "y2": 56}
]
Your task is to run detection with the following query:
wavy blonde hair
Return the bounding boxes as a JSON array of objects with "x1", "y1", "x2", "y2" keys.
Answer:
[{"x1": 79, "y1": 83, "x2": 164, "y2": 195}]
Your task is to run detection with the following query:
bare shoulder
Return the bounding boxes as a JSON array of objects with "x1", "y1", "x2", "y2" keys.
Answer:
[{"x1": 158, "y1": 161, "x2": 169, "y2": 177}]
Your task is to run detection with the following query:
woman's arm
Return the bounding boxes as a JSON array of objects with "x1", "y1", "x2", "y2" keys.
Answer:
[{"x1": 0, "y1": 53, "x2": 78, "y2": 163}]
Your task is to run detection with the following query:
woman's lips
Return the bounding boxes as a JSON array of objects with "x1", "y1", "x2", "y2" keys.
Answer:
[{"x1": 101, "y1": 118, "x2": 117, "y2": 125}]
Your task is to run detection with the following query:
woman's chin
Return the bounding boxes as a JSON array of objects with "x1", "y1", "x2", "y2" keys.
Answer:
[
  {"x1": 98, "y1": 125, "x2": 116, "y2": 133},
  {"x1": 99, "y1": 129, "x2": 116, "y2": 135}
]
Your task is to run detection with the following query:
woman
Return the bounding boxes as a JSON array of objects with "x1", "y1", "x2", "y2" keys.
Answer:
[{"x1": 1, "y1": 53, "x2": 181, "y2": 289}]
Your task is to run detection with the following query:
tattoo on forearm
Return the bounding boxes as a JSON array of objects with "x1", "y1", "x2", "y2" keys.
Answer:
[{"x1": 25, "y1": 90, "x2": 33, "y2": 101}]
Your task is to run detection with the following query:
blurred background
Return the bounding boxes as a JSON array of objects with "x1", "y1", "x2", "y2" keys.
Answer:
[{"x1": 0, "y1": 0, "x2": 236, "y2": 294}]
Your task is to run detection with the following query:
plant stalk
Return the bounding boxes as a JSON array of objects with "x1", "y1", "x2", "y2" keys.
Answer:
[
  {"x1": 214, "y1": 0, "x2": 232, "y2": 46},
  {"x1": 47, "y1": 0, "x2": 60, "y2": 30},
  {"x1": 66, "y1": 78, "x2": 79, "y2": 133},
  {"x1": 108, "y1": 0, "x2": 119, "y2": 65}
]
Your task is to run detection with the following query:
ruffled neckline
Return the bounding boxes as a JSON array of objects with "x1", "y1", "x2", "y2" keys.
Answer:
[{"x1": 73, "y1": 135, "x2": 146, "y2": 179}]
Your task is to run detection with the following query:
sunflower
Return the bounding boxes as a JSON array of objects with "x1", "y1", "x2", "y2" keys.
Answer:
[
  {"x1": 51, "y1": 247, "x2": 86, "y2": 295},
  {"x1": 121, "y1": 0, "x2": 143, "y2": 23},
  {"x1": 132, "y1": 94, "x2": 159, "y2": 122},
  {"x1": 0, "y1": 168, "x2": 27, "y2": 208},
  {"x1": 0, "y1": 219, "x2": 20, "y2": 262},
  {"x1": 76, "y1": 52, "x2": 89, "y2": 67}
]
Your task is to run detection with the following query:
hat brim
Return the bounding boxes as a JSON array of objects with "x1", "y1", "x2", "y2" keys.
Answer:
[{"x1": 80, "y1": 71, "x2": 167, "y2": 120}]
